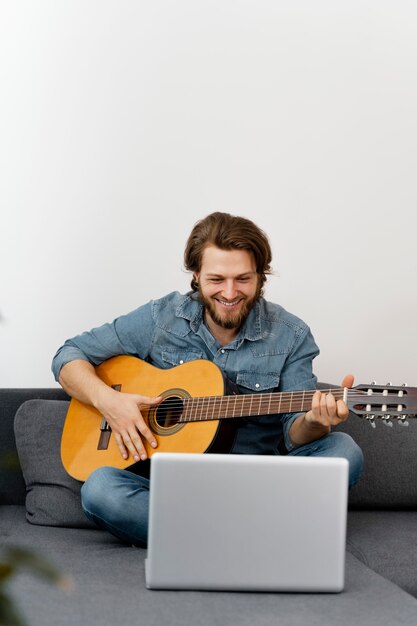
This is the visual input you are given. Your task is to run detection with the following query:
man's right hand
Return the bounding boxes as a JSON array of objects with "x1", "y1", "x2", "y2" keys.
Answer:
[
  {"x1": 59, "y1": 360, "x2": 161, "y2": 463},
  {"x1": 96, "y1": 388, "x2": 161, "y2": 462}
]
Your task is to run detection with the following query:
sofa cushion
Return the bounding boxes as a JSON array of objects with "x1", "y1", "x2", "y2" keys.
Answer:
[
  {"x1": 339, "y1": 411, "x2": 417, "y2": 509},
  {"x1": 14, "y1": 400, "x2": 95, "y2": 528},
  {"x1": 316, "y1": 383, "x2": 417, "y2": 509},
  {"x1": 347, "y1": 510, "x2": 417, "y2": 598},
  {"x1": 0, "y1": 388, "x2": 70, "y2": 505},
  {"x1": 3, "y1": 507, "x2": 417, "y2": 626}
]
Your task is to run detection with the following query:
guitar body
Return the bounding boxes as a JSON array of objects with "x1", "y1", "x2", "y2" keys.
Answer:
[{"x1": 61, "y1": 356, "x2": 238, "y2": 481}]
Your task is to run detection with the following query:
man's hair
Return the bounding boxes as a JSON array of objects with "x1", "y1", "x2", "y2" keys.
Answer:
[{"x1": 184, "y1": 212, "x2": 272, "y2": 292}]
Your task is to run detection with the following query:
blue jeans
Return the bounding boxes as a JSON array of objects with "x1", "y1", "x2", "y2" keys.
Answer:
[{"x1": 81, "y1": 432, "x2": 363, "y2": 547}]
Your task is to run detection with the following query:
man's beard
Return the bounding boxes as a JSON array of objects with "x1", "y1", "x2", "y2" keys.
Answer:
[{"x1": 198, "y1": 285, "x2": 261, "y2": 330}]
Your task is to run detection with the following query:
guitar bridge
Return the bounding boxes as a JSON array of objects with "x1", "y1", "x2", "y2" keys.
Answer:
[{"x1": 97, "y1": 384, "x2": 121, "y2": 450}]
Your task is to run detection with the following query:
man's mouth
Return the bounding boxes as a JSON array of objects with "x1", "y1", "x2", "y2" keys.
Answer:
[{"x1": 215, "y1": 298, "x2": 242, "y2": 309}]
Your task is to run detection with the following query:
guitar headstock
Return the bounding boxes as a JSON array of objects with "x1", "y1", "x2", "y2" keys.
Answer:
[{"x1": 348, "y1": 382, "x2": 417, "y2": 427}]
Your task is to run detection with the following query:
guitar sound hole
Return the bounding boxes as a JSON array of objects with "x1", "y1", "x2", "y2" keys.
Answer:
[{"x1": 155, "y1": 396, "x2": 184, "y2": 428}]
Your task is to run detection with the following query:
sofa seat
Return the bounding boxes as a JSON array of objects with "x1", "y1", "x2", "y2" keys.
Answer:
[
  {"x1": 347, "y1": 510, "x2": 417, "y2": 598},
  {"x1": 3, "y1": 505, "x2": 417, "y2": 626}
]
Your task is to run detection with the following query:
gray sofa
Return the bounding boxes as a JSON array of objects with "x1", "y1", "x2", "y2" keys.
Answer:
[{"x1": 2, "y1": 386, "x2": 417, "y2": 626}]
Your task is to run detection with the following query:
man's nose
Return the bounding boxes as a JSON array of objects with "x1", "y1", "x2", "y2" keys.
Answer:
[{"x1": 222, "y1": 280, "x2": 238, "y2": 300}]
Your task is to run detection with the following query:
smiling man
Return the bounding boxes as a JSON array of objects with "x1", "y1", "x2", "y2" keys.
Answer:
[
  {"x1": 196, "y1": 246, "x2": 260, "y2": 338},
  {"x1": 52, "y1": 212, "x2": 363, "y2": 547}
]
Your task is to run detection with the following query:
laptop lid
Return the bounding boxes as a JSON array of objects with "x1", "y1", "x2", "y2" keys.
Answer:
[{"x1": 145, "y1": 453, "x2": 348, "y2": 592}]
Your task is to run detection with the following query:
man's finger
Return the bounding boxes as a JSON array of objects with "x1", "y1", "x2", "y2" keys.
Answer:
[
  {"x1": 325, "y1": 392, "x2": 337, "y2": 418},
  {"x1": 341, "y1": 374, "x2": 354, "y2": 389},
  {"x1": 138, "y1": 395, "x2": 162, "y2": 408},
  {"x1": 320, "y1": 392, "x2": 330, "y2": 420},
  {"x1": 336, "y1": 399, "x2": 349, "y2": 421},
  {"x1": 136, "y1": 420, "x2": 158, "y2": 449},
  {"x1": 127, "y1": 428, "x2": 148, "y2": 461},
  {"x1": 311, "y1": 390, "x2": 322, "y2": 418},
  {"x1": 114, "y1": 432, "x2": 129, "y2": 460}
]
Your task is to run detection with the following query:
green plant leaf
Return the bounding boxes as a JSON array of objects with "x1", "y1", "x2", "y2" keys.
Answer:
[
  {"x1": 0, "y1": 591, "x2": 27, "y2": 626},
  {"x1": 0, "y1": 452, "x2": 20, "y2": 471},
  {"x1": 0, "y1": 546, "x2": 71, "y2": 626},
  {"x1": 0, "y1": 565, "x2": 13, "y2": 583},
  {"x1": 3, "y1": 548, "x2": 66, "y2": 587}
]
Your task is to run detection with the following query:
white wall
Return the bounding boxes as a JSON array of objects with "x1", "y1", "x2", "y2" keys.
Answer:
[{"x1": 1, "y1": 0, "x2": 416, "y2": 388}]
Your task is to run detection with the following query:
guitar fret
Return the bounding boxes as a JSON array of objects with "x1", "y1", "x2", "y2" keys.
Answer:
[
  {"x1": 211, "y1": 396, "x2": 216, "y2": 421},
  {"x1": 223, "y1": 398, "x2": 227, "y2": 419},
  {"x1": 181, "y1": 399, "x2": 187, "y2": 423}
]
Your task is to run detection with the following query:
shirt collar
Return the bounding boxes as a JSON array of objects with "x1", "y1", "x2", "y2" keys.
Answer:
[
  {"x1": 175, "y1": 293, "x2": 204, "y2": 332},
  {"x1": 176, "y1": 293, "x2": 263, "y2": 342}
]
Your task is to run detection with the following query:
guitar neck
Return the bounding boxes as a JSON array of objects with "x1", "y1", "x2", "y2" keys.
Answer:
[{"x1": 181, "y1": 388, "x2": 346, "y2": 422}]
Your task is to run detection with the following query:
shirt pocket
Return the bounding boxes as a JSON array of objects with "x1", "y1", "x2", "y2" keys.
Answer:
[
  {"x1": 161, "y1": 349, "x2": 205, "y2": 367},
  {"x1": 236, "y1": 371, "x2": 280, "y2": 394}
]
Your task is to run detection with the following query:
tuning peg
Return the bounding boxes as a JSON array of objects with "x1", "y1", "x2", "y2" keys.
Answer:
[
  {"x1": 386, "y1": 382, "x2": 392, "y2": 386},
  {"x1": 398, "y1": 415, "x2": 409, "y2": 427},
  {"x1": 371, "y1": 381, "x2": 377, "y2": 385},
  {"x1": 383, "y1": 416, "x2": 393, "y2": 427},
  {"x1": 366, "y1": 414, "x2": 377, "y2": 428},
  {"x1": 402, "y1": 383, "x2": 408, "y2": 387}
]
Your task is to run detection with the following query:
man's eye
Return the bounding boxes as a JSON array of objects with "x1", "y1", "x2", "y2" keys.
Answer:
[
  {"x1": 209, "y1": 278, "x2": 222, "y2": 283},
  {"x1": 238, "y1": 277, "x2": 250, "y2": 282}
]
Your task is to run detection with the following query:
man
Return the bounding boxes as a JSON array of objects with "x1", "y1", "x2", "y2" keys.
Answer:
[{"x1": 52, "y1": 212, "x2": 363, "y2": 547}]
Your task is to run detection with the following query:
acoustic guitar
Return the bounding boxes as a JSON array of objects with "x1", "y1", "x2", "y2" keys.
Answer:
[{"x1": 61, "y1": 355, "x2": 417, "y2": 481}]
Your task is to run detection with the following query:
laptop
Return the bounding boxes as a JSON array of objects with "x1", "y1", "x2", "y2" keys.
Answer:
[{"x1": 145, "y1": 452, "x2": 348, "y2": 592}]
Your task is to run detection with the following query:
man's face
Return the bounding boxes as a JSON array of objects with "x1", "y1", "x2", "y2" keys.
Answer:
[{"x1": 195, "y1": 245, "x2": 261, "y2": 331}]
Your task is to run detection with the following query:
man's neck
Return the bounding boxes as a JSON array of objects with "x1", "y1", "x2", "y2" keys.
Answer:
[{"x1": 203, "y1": 312, "x2": 239, "y2": 347}]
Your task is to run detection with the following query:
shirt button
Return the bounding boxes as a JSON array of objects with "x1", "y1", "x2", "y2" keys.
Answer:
[
  {"x1": 255, "y1": 383, "x2": 260, "y2": 388},
  {"x1": 179, "y1": 360, "x2": 184, "y2": 364},
  {"x1": 221, "y1": 349, "x2": 225, "y2": 354}
]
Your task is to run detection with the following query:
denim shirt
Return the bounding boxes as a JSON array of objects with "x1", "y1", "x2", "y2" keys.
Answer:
[{"x1": 52, "y1": 291, "x2": 319, "y2": 454}]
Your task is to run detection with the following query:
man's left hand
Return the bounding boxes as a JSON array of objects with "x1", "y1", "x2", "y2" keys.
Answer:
[{"x1": 304, "y1": 374, "x2": 354, "y2": 430}]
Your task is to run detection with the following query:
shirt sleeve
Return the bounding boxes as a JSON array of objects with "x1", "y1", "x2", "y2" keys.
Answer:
[
  {"x1": 278, "y1": 325, "x2": 319, "y2": 452},
  {"x1": 51, "y1": 301, "x2": 156, "y2": 381}
]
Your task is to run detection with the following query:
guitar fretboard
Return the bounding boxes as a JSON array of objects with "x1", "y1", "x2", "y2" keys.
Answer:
[{"x1": 180, "y1": 388, "x2": 346, "y2": 422}]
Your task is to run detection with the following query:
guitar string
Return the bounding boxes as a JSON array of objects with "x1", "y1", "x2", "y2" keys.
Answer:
[
  {"x1": 138, "y1": 386, "x2": 407, "y2": 411},
  {"x1": 138, "y1": 390, "x2": 409, "y2": 424},
  {"x1": 140, "y1": 387, "x2": 407, "y2": 409},
  {"x1": 140, "y1": 388, "x2": 345, "y2": 408},
  {"x1": 139, "y1": 391, "x2": 382, "y2": 415},
  {"x1": 138, "y1": 389, "x2": 346, "y2": 416}
]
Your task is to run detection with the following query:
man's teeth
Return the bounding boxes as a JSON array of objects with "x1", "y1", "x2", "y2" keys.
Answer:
[{"x1": 219, "y1": 300, "x2": 239, "y2": 307}]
